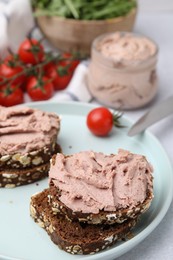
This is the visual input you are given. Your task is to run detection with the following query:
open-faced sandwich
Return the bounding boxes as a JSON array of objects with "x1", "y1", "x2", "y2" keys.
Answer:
[
  {"x1": 30, "y1": 149, "x2": 154, "y2": 255},
  {"x1": 0, "y1": 105, "x2": 61, "y2": 187}
]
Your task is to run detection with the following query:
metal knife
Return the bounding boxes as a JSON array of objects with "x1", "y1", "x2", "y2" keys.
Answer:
[{"x1": 128, "y1": 95, "x2": 173, "y2": 136}]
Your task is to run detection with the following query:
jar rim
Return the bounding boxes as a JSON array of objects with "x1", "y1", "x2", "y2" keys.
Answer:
[{"x1": 92, "y1": 31, "x2": 158, "y2": 68}]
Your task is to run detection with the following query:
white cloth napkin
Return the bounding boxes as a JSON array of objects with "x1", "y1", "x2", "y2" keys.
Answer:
[{"x1": 0, "y1": 0, "x2": 92, "y2": 104}]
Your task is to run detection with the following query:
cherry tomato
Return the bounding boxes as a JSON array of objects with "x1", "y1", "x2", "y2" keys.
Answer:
[
  {"x1": 26, "y1": 76, "x2": 54, "y2": 101},
  {"x1": 45, "y1": 63, "x2": 72, "y2": 90},
  {"x1": 55, "y1": 73, "x2": 72, "y2": 90},
  {"x1": 0, "y1": 65, "x2": 3, "y2": 88},
  {"x1": 0, "y1": 55, "x2": 25, "y2": 86},
  {"x1": 60, "y1": 52, "x2": 80, "y2": 73},
  {"x1": 0, "y1": 85, "x2": 24, "y2": 107},
  {"x1": 18, "y1": 39, "x2": 44, "y2": 65},
  {"x1": 43, "y1": 61, "x2": 55, "y2": 72},
  {"x1": 87, "y1": 107, "x2": 114, "y2": 136}
]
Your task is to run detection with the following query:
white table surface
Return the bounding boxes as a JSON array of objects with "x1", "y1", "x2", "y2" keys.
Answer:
[{"x1": 116, "y1": 10, "x2": 173, "y2": 260}]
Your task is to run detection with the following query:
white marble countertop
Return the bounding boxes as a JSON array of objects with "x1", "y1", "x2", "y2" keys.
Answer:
[{"x1": 117, "y1": 9, "x2": 173, "y2": 260}]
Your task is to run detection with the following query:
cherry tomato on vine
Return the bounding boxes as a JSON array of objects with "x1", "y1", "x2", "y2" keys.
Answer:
[
  {"x1": 60, "y1": 52, "x2": 80, "y2": 73},
  {"x1": 0, "y1": 55, "x2": 25, "y2": 86},
  {"x1": 43, "y1": 61, "x2": 55, "y2": 72},
  {"x1": 45, "y1": 63, "x2": 72, "y2": 90},
  {"x1": 18, "y1": 39, "x2": 44, "y2": 65},
  {"x1": 26, "y1": 76, "x2": 54, "y2": 101},
  {"x1": 86, "y1": 107, "x2": 122, "y2": 137},
  {"x1": 0, "y1": 85, "x2": 24, "y2": 107},
  {"x1": 0, "y1": 66, "x2": 3, "y2": 87}
]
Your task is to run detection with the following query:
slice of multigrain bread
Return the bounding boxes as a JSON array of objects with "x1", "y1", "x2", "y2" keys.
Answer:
[
  {"x1": 48, "y1": 150, "x2": 154, "y2": 225},
  {"x1": 30, "y1": 189, "x2": 138, "y2": 255}
]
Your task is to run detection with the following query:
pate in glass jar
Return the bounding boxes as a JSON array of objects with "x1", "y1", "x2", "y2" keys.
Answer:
[{"x1": 88, "y1": 32, "x2": 158, "y2": 109}]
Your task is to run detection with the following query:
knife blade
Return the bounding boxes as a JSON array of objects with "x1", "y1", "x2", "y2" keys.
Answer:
[{"x1": 128, "y1": 95, "x2": 173, "y2": 136}]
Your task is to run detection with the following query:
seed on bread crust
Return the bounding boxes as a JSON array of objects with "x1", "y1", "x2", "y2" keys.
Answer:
[
  {"x1": 2, "y1": 173, "x2": 18, "y2": 179},
  {"x1": 12, "y1": 154, "x2": 21, "y2": 161},
  {"x1": 19, "y1": 155, "x2": 31, "y2": 166},
  {"x1": 32, "y1": 157, "x2": 43, "y2": 165},
  {"x1": 0, "y1": 155, "x2": 11, "y2": 162},
  {"x1": 5, "y1": 184, "x2": 16, "y2": 188}
]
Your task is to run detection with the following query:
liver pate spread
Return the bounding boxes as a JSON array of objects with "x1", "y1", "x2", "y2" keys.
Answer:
[
  {"x1": 97, "y1": 32, "x2": 157, "y2": 66},
  {"x1": 49, "y1": 149, "x2": 153, "y2": 214},
  {"x1": 0, "y1": 106, "x2": 60, "y2": 155}
]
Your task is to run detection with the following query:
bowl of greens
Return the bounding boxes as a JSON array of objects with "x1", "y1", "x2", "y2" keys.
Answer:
[{"x1": 32, "y1": 0, "x2": 137, "y2": 55}]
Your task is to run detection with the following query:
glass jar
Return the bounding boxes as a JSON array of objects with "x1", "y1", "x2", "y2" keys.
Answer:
[{"x1": 88, "y1": 32, "x2": 158, "y2": 109}]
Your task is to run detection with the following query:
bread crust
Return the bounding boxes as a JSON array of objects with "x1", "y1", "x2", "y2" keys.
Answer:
[
  {"x1": 0, "y1": 144, "x2": 61, "y2": 188},
  {"x1": 0, "y1": 142, "x2": 61, "y2": 169},
  {"x1": 30, "y1": 189, "x2": 138, "y2": 255},
  {"x1": 0, "y1": 163, "x2": 50, "y2": 188},
  {"x1": 49, "y1": 181, "x2": 153, "y2": 225}
]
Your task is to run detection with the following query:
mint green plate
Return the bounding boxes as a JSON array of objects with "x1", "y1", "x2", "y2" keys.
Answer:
[{"x1": 0, "y1": 101, "x2": 173, "y2": 260}]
